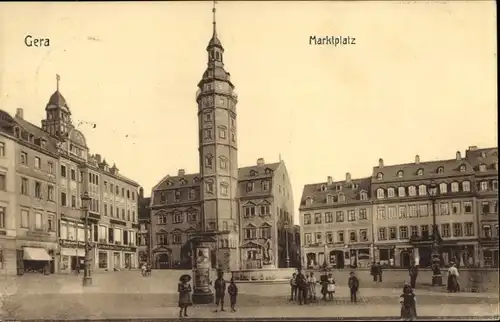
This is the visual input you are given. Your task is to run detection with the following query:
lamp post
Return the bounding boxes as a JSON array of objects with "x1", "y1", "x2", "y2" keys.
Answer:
[
  {"x1": 428, "y1": 181, "x2": 443, "y2": 286},
  {"x1": 284, "y1": 222, "x2": 290, "y2": 268},
  {"x1": 81, "y1": 191, "x2": 92, "y2": 286}
]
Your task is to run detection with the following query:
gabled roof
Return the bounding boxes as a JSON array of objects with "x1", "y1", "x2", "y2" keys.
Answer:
[
  {"x1": 301, "y1": 176, "x2": 371, "y2": 208},
  {"x1": 238, "y1": 162, "x2": 280, "y2": 180},
  {"x1": 465, "y1": 147, "x2": 498, "y2": 174},
  {"x1": 154, "y1": 173, "x2": 201, "y2": 190},
  {"x1": 372, "y1": 158, "x2": 475, "y2": 183},
  {"x1": 13, "y1": 114, "x2": 60, "y2": 155}
]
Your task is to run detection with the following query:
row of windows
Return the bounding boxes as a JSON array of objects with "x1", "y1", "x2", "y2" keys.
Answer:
[
  {"x1": 156, "y1": 211, "x2": 198, "y2": 225},
  {"x1": 60, "y1": 166, "x2": 137, "y2": 201},
  {"x1": 243, "y1": 204, "x2": 271, "y2": 217},
  {"x1": 303, "y1": 208, "x2": 368, "y2": 225},
  {"x1": 304, "y1": 229, "x2": 369, "y2": 245},
  {"x1": 20, "y1": 177, "x2": 56, "y2": 201},
  {"x1": 375, "y1": 162, "x2": 498, "y2": 180},
  {"x1": 202, "y1": 127, "x2": 236, "y2": 142},
  {"x1": 376, "y1": 201, "x2": 474, "y2": 219},
  {"x1": 243, "y1": 226, "x2": 272, "y2": 239},
  {"x1": 156, "y1": 233, "x2": 183, "y2": 245},
  {"x1": 377, "y1": 223, "x2": 476, "y2": 240},
  {"x1": 19, "y1": 209, "x2": 55, "y2": 231},
  {"x1": 304, "y1": 191, "x2": 368, "y2": 206},
  {"x1": 19, "y1": 151, "x2": 55, "y2": 174},
  {"x1": 375, "y1": 181, "x2": 475, "y2": 199},
  {"x1": 158, "y1": 189, "x2": 197, "y2": 203}
]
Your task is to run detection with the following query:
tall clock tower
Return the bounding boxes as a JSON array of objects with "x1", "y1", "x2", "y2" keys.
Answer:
[{"x1": 196, "y1": 3, "x2": 239, "y2": 271}]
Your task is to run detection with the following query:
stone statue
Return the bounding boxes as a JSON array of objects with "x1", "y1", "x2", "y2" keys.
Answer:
[{"x1": 262, "y1": 239, "x2": 274, "y2": 265}]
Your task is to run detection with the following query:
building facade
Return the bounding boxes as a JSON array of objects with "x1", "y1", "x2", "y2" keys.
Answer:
[
  {"x1": 149, "y1": 9, "x2": 295, "y2": 271},
  {"x1": 465, "y1": 146, "x2": 499, "y2": 267},
  {"x1": 300, "y1": 173, "x2": 373, "y2": 269},
  {"x1": 0, "y1": 81, "x2": 140, "y2": 275},
  {"x1": 150, "y1": 160, "x2": 294, "y2": 270},
  {"x1": 372, "y1": 153, "x2": 478, "y2": 268},
  {"x1": 299, "y1": 146, "x2": 497, "y2": 269}
]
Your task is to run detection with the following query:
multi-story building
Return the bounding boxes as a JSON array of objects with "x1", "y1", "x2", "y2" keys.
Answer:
[
  {"x1": 300, "y1": 173, "x2": 373, "y2": 269},
  {"x1": 372, "y1": 153, "x2": 479, "y2": 268},
  {"x1": 0, "y1": 108, "x2": 60, "y2": 275},
  {"x1": 465, "y1": 146, "x2": 499, "y2": 267},
  {"x1": 149, "y1": 10, "x2": 294, "y2": 271},
  {"x1": 0, "y1": 112, "x2": 21, "y2": 275},
  {"x1": 150, "y1": 160, "x2": 294, "y2": 270},
  {"x1": 138, "y1": 187, "x2": 151, "y2": 265},
  {"x1": 0, "y1": 79, "x2": 140, "y2": 275}
]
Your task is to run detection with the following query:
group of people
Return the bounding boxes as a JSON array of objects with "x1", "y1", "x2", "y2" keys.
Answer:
[
  {"x1": 289, "y1": 270, "x2": 360, "y2": 304},
  {"x1": 141, "y1": 263, "x2": 152, "y2": 276},
  {"x1": 177, "y1": 269, "x2": 239, "y2": 318}
]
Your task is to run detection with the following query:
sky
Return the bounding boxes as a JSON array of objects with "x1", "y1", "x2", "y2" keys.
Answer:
[{"x1": 0, "y1": 1, "x2": 497, "y2": 224}]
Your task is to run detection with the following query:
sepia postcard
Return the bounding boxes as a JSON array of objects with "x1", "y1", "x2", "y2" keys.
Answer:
[{"x1": 0, "y1": 1, "x2": 498, "y2": 321}]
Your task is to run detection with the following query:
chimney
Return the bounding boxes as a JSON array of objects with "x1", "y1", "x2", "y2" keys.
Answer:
[
  {"x1": 139, "y1": 187, "x2": 144, "y2": 198},
  {"x1": 456, "y1": 151, "x2": 461, "y2": 160},
  {"x1": 415, "y1": 155, "x2": 420, "y2": 164},
  {"x1": 257, "y1": 158, "x2": 265, "y2": 166},
  {"x1": 178, "y1": 169, "x2": 185, "y2": 176},
  {"x1": 346, "y1": 172, "x2": 351, "y2": 182},
  {"x1": 15, "y1": 108, "x2": 24, "y2": 119},
  {"x1": 327, "y1": 176, "x2": 333, "y2": 185},
  {"x1": 95, "y1": 154, "x2": 102, "y2": 163},
  {"x1": 378, "y1": 158, "x2": 384, "y2": 168},
  {"x1": 468, "y1": 146, "x2": 478, "y2": 151}
]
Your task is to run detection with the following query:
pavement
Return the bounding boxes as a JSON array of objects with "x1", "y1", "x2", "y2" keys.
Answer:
[{"x1": 1, "y1": 270, "x2": 498, "y2": 320}]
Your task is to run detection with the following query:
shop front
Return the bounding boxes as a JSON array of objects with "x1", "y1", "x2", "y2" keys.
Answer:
[
  {"x1": 480, "y1": 237, "x2": 499, "y2": 268},
  {"x1": 59, "y1": 239, "x2": 86, "y2": 274},
  {"x1": 96, "y1": 243, "x2": 137, "y2": 271},
  {"x1": 441, "y1": 243, "x2": 477, "y2": 268},
  {"x1": 15, "y1": 240, "x2": 58, "y2": 275}
]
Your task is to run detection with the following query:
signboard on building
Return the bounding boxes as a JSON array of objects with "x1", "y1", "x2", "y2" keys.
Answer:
[{"x1": 97, "y1": 243, "x2": 136, "y2": 252}]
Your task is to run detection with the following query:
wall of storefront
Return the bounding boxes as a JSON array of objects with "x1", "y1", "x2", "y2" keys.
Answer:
[{"x1": 94, "y1": 248, "x2": 137, "y2": 270}]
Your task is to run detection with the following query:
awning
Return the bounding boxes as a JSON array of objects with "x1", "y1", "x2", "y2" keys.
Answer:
[{"x1": 23, "y1": 247, "x2": 52, "y2": 261}]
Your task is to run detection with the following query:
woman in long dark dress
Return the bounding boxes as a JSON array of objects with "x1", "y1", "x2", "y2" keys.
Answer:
[
  {"x1": 400, "y1": 284, "x2": 417, "y2": 321},
  {"x1": 447, "y1": 262, "x2": 460, "y2": 292},
  {"x1": 178, "y1": 274, "x2": 192, "y2": 318}
]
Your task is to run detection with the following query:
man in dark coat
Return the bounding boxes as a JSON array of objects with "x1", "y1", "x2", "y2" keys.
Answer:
[
  {"x1": 296, "y1": 269, "x2": 308, "y2": 305},
  {"x1": 213, "y1": 269, "x2": 227, "y2": 312},
  {"x1": 408, "y1": 261, "x2": 419, "y2": 289},
  {"x1": 377, "y1": 262, "x2": 383, "y2": 282},
  {"x1": 348, "y1": 271, "x2": 359, "y2": 303}
]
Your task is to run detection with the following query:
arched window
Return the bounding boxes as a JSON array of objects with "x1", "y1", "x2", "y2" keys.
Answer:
[
  {"x1": 327, "y1": 195, "x2": 334, "y2": 204},
  {"x1": 439, "y1": 183, "x2": 448, "y2": 194},
  {"x1": 398, "y1": 187, "x2": 406, "y2": 197},
  {"x1": 437, "y1": 167, "x2": 444, "y2": 174},
  {"x1": 462, "y1": 181, "x2": 471, "y2": 192},
  {"x1": 338, "y1": 193, "x2": 345, "y2": 202},
  {"x1": 451, "y1": 182, "x2": 459, "y2": 192},
  {"x1": 388, "y1": 188, "x2": 395, "y2": 198},
  {"x1": 376, "y1": 188, "x2": 385, "y2": 199},
  {"x1": 418, "y1": 185, "x2": 427, "y2": 195},
  {"x1": 397, "y1": 170, "x2": 404, "y2": 178},
  {"x1": 408, "y1": 186, "x2": 417, "y2": 196},
  {"x1": 376, "y1": 173, "x2": 383, "y2": 180},
  {"x1": 417, "y1": 168, "x2": 424, "y2": 176}
]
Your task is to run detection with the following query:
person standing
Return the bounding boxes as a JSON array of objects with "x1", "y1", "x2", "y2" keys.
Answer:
[
  {"x1": 296, "y1": 269, "x2": 308, "y2": 305},
  {"x1": 227, "y1": 278, "x2": 238, "y2": 312},
  {"x1": 178, "y1": 274, "x2": 192, "y2": 318},
  {"x1": 400, "y1": 283, "x2": 417, "y2": 321},
  {"x1": 370, "y1": 262, "x2": 377, "y2": 282},
  {"x1": 289, "y1": 273, "x2": 298, "y2": 301},
  {"x1": 348, "y1": 271, "x2": 359, "y2": 303},
  {"x1": 447, "y1": 261, "x2": 460, "y2": 292},
  {"x1": 308, "y1": 272, "x2": 317, "y2": 301},
  {"x1": 320, "y1": 272, "x2": 328, "y2": 300},
  {"x1": 214, "y1": 269, "x2": 227, "y2": 312},
  {"x1": 75, "y1": 262, "x2": 80, "y2": 275},
  {"x1": 377, "y1": 262, "x2": 383, "y2": 282},
  {"x1": 326, "y1": 273, "x2": 336, "y2": 300},
  {"x1": 408, "y1": 261, "x2": 419, "y2": 289}
]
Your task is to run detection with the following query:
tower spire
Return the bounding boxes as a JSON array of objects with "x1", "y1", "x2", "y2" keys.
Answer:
[
  {"x1": 56, "y1": 74, "x2": 60, "y2": 92},
  {"x1": 212, "y1": 0, "x2": 217, "y2": 36}
]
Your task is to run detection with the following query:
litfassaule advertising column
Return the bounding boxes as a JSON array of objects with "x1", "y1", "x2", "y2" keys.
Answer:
[{"x1": 192, "y1": 243, "x2": 214, "y2": 304}]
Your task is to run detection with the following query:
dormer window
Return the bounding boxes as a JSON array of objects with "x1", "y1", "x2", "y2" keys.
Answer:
[
  {"x1": 265, "y1": 168, "x2": 272, "y2": 175},
  {"x1": 327, "y1": 195, "x2": 334, "y2": 204},
  {"x1": 481, "y1": 152, "x2": 487, "y2": 158},
  {"x1": 437, "y1": 167, "x2": 444, "y2": 174},
  {"x1": 417, "y1": 169, "x2": 424, "y2": 176},
  {"x1": 376, "y1": 173, "x2": 383, "y2": 180},
  {"x1": 174, "y1": 190, "x2": 181, "y2": 201},
  {"x1": 352, "y1": 184, "x2": 358, "y2": 189},
  {"x1": 360, "y1": 192, "x2": 368, "y2": 200},
  {"x1": 335, "y1": 185, "x2": 342, "y2": 191},
  {"x1": 250, "y1": 170, "x2": 257, "y2": 177},
  {"x1": 305, "y1": 197, "x2": 313, "y2": 206},
  {"x1": 246, "y1": 182, "x2": 254, "y2": 193},
  {"x1": 376, "y1": 188, "x2": 385, "y2": 199},
  {"x1": 479, "y1": 164, "x2": 487, "y2": 172},
  {"x1": 179, "y1": 179, "x2": 187, "y2": 185},
  {"x1": 321, "y1": 185, "x2": 327, "y2": 192},
  {"x1": 387, "y1": 188, "x2": 395, "y2": 198},
  {"x1": 398, "y1": 186, "x2": 406, "y2": 197},
  {"x1": 397, "y1": 170, "x2": 404, "y2": 178},
  {"x1": 459, "y1": 164, "x2": 467, "y2": 172},
  {"x1": 166, "y1": 181, "x2": 173, "y2": 187},
  {"x1": 338, "y1": 193, "x2": 345, "y2": 202}
]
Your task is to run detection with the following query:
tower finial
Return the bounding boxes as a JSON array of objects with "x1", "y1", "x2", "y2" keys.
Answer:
[
  {"x1": 212, "y1": 0, "x2": 217, "y2": 35},
  {"x1": 56, "y1": 74, "x2": 60, "y2": 91}
]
